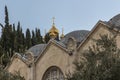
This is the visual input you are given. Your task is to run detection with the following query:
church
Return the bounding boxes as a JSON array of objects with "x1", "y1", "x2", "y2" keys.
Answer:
[{"x1": 5, "y1": 14, "x2": 120, "y2": 80}]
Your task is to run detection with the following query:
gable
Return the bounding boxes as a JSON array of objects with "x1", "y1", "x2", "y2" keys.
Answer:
[
  {"x1": 77, "y1": 21, "x2": 113, "y2": 53},
  {"x1": 35, "y1": 42, "x2": 75, "y2": 80},
  {"x1": 7, "y1": 57, "x2": 29, "y2": 80},
  {"x1": 36, "y1": 42, "x2": 70, "y2": 67},
  {"x1": 35, "y1": 40, "x2": 68, "y2": 63}
]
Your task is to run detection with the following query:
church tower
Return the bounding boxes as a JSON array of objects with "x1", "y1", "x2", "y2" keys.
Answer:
[{"x1": 49, "y1": 17, "x2": 59, "y2": 39}]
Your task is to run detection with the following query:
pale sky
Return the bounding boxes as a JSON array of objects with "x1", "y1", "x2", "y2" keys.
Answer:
[{"x1": 0, "y1": 0, "x2": 120, "y2": 35}]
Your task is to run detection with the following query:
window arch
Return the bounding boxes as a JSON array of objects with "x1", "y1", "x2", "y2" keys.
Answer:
[{"x1": 42, "y1": 66, "x2": 64, "y2": 80}]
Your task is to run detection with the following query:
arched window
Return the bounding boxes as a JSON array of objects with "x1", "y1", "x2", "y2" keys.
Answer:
[{"x1": 42, "y1": 66, "x2": 64, "y2": 80}]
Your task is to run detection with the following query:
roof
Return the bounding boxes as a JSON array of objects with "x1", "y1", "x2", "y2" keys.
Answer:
[
  {"x1": 107, "y1": 14, "x2": 120, "y2": 29},
  {"x1": 60, "y1": 30, "x2": 89, "y2": 45},
  {"x1": 27, "y1": 30, "x2": 89, "y2": 59},
  {"x1": 27, "y1": 44, "x2": 47, "y2": 57}
]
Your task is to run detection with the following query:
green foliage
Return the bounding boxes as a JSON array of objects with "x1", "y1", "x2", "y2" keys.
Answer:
[
  {"x1": 25, "y1": 28, "x2": 32, "y2": 49},
  {"x1": 67, "y1": 34, "x2": 120, "y2": 80},
  {"x1": 5, "y1": 5, "x2": 9, "y2": 27},
  {"x1": 31, "y1": 30, "x2": 37, "y2": 46},
  {"x1": 0, "y1": 68, "x2": 25, "y2": 80},
  {"x1": 35, "y1": 28, "x2": 43, "y2": 44},
  {"x1": 44, "y1": 33, "x2": 50, "y2": 43}
]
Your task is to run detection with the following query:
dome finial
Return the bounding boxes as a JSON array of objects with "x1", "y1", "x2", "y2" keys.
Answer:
[
  {"x1": 52, "y1": 17, "x2": 55, "y2": 25},
  {"x1": 60, "y1": 27, "x2": 64, "y2": 39}
]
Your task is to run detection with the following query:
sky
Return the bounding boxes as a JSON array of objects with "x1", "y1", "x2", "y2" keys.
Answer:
[{"x1": 0, "y1": 0, "x2": 120, "y2": 35}]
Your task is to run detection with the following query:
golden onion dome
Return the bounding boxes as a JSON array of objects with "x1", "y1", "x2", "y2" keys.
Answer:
[
  {"x1": 49, "y1": 25, "x2": 59, "y2": 34},
  {"x1": 49, "y1": 17, "x2": 59, "y2": 38},
  {"x1": 49, "y1": 32, "x2": 56, "y2": 37}
]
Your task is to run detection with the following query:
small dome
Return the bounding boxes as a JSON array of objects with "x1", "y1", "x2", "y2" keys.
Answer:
[
  {"x1": 61, "y1": 30, "x2": 89, "y2": 45},
  {"x1": 108, "y1": 14, "x2": 120, "y2": 28},
  {"x1": 60, "y1": 28, "x2": 65, "y2": 39},
  {"x1": 60, "y1": 33, "x2": 64, "y2": 39},
  {"x1": 27, "y1": 44, "x2": 47, "y2": 57}
]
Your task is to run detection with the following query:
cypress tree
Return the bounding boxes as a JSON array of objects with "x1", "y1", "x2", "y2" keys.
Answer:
[
  {"x1": 44, "y1": 33, "x2": 50, "y2": 43},
  {"x1": 16, "y1": 22, "x2": 24, "y2": 52},
  {"x1": 5, "y1": 6, "x2": 9, "y2": 27},
  {"x1": 35, "y1": 28, "x2": 43, "y2": 44},
  {"x1": 1, "y1": 6, "x2": 12, "y2": 55},
  {"x1": 11, "y1": 24, "x2": 16, "y2": 53},
  {"x1": 25, "y1": 28, "x2": 32, "y2": 49},
  {"x1": 31, "y1": 30, "x2": 37, "y2": 46}
]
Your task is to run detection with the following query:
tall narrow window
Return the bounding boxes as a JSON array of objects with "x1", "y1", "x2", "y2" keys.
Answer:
[{"x1": 42, "y1": 66, "x2": 64, "y2": 80}]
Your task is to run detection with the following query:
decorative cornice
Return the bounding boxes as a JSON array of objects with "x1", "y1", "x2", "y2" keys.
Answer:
[{"x1": 5, "y1": 53, "x2": 32, "y2": 70}]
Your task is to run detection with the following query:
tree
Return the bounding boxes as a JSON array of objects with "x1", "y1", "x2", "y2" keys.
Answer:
[
  {"x1": 67, "y1": 34, "x2": 120, "y2": 80},
  {"x1": 35, "y1": 28, "x2": 43, "y2": 44},
  {"x1": 0, "y1": 6, "x2": 12, "y2": 66},
  {"x1": 25, "y1": 28, "x2": 32, "y2": 49},
  {"x1": 0, "y1": 67, "x2": 25, "y2": 80},
  {"x1": 31, "y1": 30, "x2": 37, "y2": 46},
  {"x1": 5, "y1": 5, "x2": 9, "y2": 27},
  {"x1": 44, "y1": 33, "x2": 50, "y2": 43},
  {"x1": 16, "y1": 22, "x2": 25, "y2": 52},
  {"x1": 0, "y1": 6, "x2": 45, "y2": 67}
]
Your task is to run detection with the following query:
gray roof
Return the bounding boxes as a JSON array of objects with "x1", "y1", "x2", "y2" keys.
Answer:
[
  {"x1": 61, "y1": 30, "x2": 89, "y2": 45},
  {"x1": 27, "y1": 30, "x2": 89, "y2": 57},
  {"x1": 54, "y1": 40, "x2": 66, "y2": 48},
  {"x1": 108, "y1": 14, "x2": 120, "y2": 29},
  {"x1": 27, "y1": 44, "x2": 47, "y2": 57}
]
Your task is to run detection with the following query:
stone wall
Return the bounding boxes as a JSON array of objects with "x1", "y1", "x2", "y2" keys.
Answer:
[
  {"x1": 35, "y1": 43, "x2": 75, "y2": 80},
  {"x1": 7, "y1": 57, "x2": 30, "y2": 80}
]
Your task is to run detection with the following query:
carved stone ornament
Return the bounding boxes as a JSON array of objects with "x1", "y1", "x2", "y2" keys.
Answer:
[{"x1": 67, "y1": 37, "x2": 76, "y2": 55}]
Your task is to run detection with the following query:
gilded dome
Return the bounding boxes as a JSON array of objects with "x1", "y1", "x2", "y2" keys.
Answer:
[
  {"x1": 49, "y1": 25, "x2": 59, "y2": 34},
  {"x1": 49, "y1": 18, "x2": 59, "y2": 38}
]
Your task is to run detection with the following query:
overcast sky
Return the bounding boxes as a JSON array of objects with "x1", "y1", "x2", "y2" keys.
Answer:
[{"x1": 0, "y1": 0, "x2": 120, "y2": 35}]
